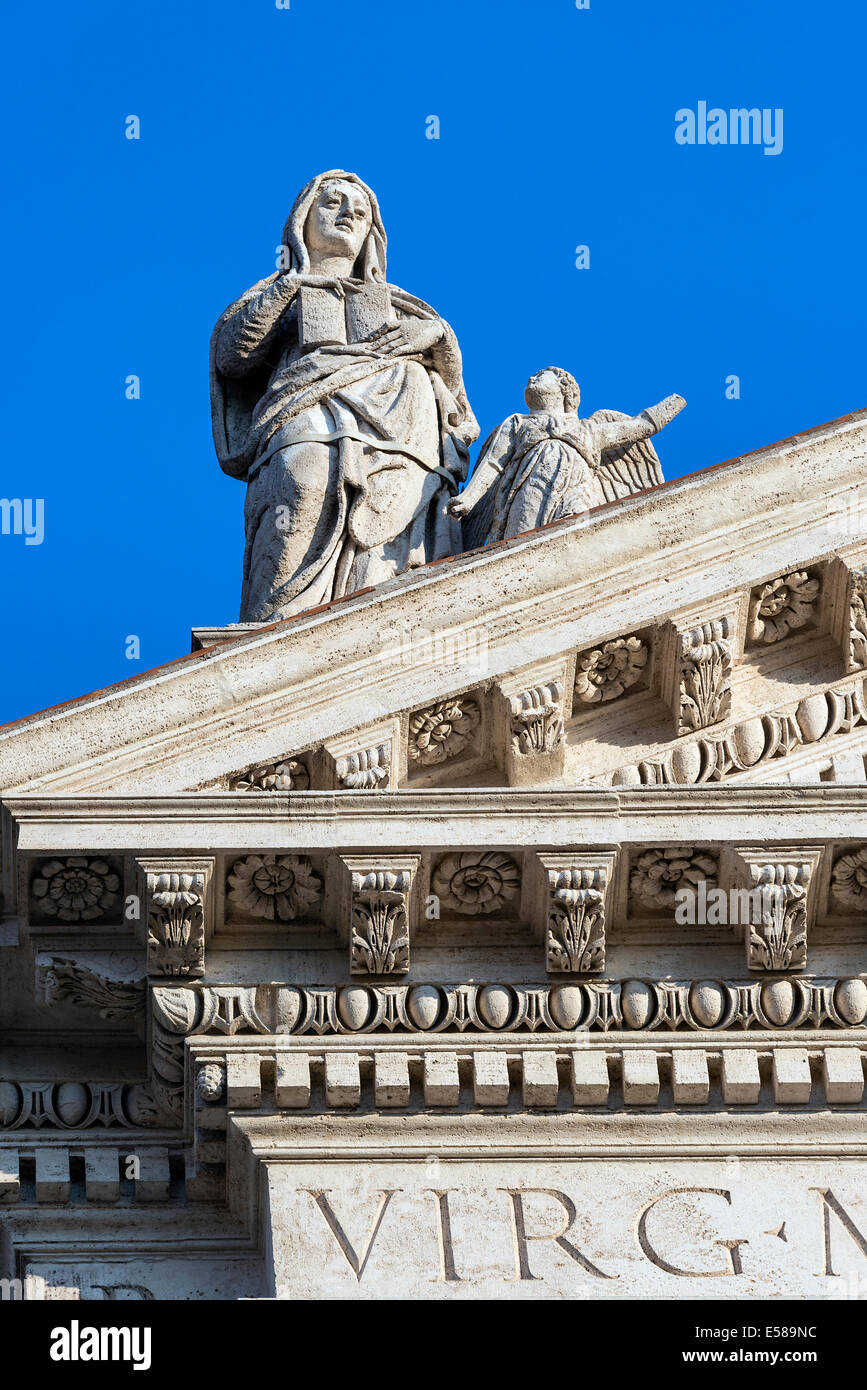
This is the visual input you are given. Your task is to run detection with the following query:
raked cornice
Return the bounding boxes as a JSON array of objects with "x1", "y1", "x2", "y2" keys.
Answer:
[{"x1": 1, "y1": 408, "x2": 865, "y2": 795}]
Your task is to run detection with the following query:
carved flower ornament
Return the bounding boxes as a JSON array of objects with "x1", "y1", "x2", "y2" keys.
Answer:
[
  {"x1": 831, "y1": 847, "x2": 867, "y2": 911},
  {"x1": 748, "y1": 571, "x2": 821, "y2": 645},
  {"x1": 31, "y1": 858, "x2": 120, "y2": 922},
  {"x1": 431, "y1": 851, "x2": 521, "y2": 915},
  {"x1": 227, "y1": 854, "x2": 322, "y2": 921},
  {"x1": 231, "y1": 758, "x2": 309, "y2": 792},
  {"x1": 630, "y1": 846, "x2": 718, "y2": 910},
  {"x1": 574, "y1": 635, "x2": 648, "y2": 704},
  {"x1": 408, "y1": 698, "x2": 480, "y2": 767}
]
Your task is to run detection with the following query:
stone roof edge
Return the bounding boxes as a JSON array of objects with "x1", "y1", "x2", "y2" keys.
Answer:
[{"x1": 2, "y1": 404, "x2": 865, "y2": 737}]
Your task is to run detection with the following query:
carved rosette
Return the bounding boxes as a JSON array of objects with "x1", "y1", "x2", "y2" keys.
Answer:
[
  {"x1": 545, "y1": 867, "x2": 607, "y2": 974},
  {"x1": 227, "y1": 854, "x2": 322, "y2": 922},
  {"x1": 574, "y1": 635, "x2": 648, "y2": 705},
  {"x1": 350, "y1": 869, "x2": 412, "y2": 975},
  {"x1": 408, "y1": 697, "x2": 480, "y2": 767},
  {"x1": 831, "y1": 847, "x2": 867, "y2": 912},
  {"x1": 146, "y1": 872, "x2": 206, "y2": 978},
  {"x1": 677, "y1": 618, "x2": 732, "y2": 735},
  {"x1": 508, "y1": 680, "x2": 564, "y2": 756},
  {"x1": 30, "y1": 857, "x2": 120, "y2": 924},
  {"x1": 630, "y1": 846, "x2": 719, "y2": 911},
  {"x1": 747, "y1": 570, "x2": 821, "y2": 645},
  {"x1": 335, "y1": 743, "x2": 390, "y2": 790},
  {"x1": 230, "y1": 758, "x2": 309, "y2": 792},
  {"x1": 741, "y1": 860, "x2": 813, "y2": 973},
  {"x1": 431, "y1": 851, "x2": 521, "y2": 916}
]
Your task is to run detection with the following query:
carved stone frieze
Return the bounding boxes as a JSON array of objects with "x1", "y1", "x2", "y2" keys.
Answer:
[
  {"x1": 0, "y1": 1079, "x2": 162, "y2": 1130},
  {"x1": 747, "y1": 570, "x2": 821, "y2": 645},
  {"x1": 131, "y1": 974, "x2": 867, "y2": 1041},
  {"x1": 610, "y1": 676, "x2": 867, "y2": 786},
  {"x1": 226, "y1": 854, "x2": 322, "y2": 922},
  {"x1": 408, "y1": 697, "x2": 480, "y2": 768}
]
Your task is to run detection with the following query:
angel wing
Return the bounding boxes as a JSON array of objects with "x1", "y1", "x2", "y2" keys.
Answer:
[{"x1": 588, "y1": 409, "x2": 664, "y2": 502}]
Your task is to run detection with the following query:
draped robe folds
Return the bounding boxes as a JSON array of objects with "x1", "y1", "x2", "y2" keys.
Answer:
[
  {"x1": 468, "y1": 413, "x2": 610, "y2": 545},
  {"x1": 211, "y1": 273, "x2": 478, "y2": 622}
]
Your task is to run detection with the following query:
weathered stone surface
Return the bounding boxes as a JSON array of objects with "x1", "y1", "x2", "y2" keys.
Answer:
[{"x1": 263, "y1": 1158, "x2": 867, "y2": 1298}]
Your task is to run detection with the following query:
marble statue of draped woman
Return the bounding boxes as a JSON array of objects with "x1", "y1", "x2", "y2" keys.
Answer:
[{"x1": 211, "y1": 170, "x2": 478, "y2": 622}]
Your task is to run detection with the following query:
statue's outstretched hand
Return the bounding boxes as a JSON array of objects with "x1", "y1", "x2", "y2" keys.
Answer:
[
  {"x1": 368, "y1": 318, "x2": 444, "y2": 356},
  {"x1": 448, "y1": 494, "x2": 472, "y2": 518},
  {"x1": 646, "y1": 393, "x2": 687, "y2": 429}
]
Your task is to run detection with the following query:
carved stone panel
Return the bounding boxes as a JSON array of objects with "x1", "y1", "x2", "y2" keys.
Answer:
[
  {"x1": 229, "y1": 757, "x2": 310, "y2": 792},
  {"x1": 535, "y1": 853, "x2": 617, "y2": 975},
  {"x1": 734, "y1": 850, "x2": 822, "y2": 973},
  {"x1": 574, "y1": 635, "x2": 649, "y2": 705},
  {"x1": 139, "y1": 859, "x2": 214, "y2": 978},
  {"x1": 337, "y1": 855, "x2": 420, "y2": 976},
  {"x1": 407, "y1": 697, "x2": 481, "y2": 770},
  {"x1": 320, "y1": 721, "x2": 397, "y2": 790},
  {"x1": 746, "y1": 570, "x2": 821, "y2": 646},
  {"x1": 659, "y1": 615, "x2": 733, "y2": 736},
  {"x1": 495, "y1": 662, "x2": 569, "y2": 785}
]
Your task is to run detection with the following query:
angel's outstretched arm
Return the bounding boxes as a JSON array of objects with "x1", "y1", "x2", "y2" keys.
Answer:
[{"x1": 593, "y1": 394, "x2": 686, "y2": 451}]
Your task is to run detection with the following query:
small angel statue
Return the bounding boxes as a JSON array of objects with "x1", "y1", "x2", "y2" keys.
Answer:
[{"x1": 449, "y1": 366, "x2": 685, "y2": 546}]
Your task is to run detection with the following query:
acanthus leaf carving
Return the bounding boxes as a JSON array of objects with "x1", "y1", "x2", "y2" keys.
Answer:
[
  {"x1": 740, "y1": 860, "x2": 813, "y2": 973},
  {"x1": 545, "y1": 867, "x2": 607, "y2": 974},
  {"x1": 508, "y1": 680, "x2": 565, "y2": 756},
  {"x1": 849, "y1": 568, "x2": 867, "y2": 669},
  {"x1": 146, "y1": 872, "x2": 205, "y2": 977},
  {"x1": 335, "y1": 743, "x2": 390, "y2": 790},
  {"x1": 349, "y1": 869, "x2": 412, "y2": 975},
  {"x1": 36, "y1": 954, "x2": 145, "y2": 1023},
  {"x1": 677, "y1": 617, "x2": 732, "y2": 735}
]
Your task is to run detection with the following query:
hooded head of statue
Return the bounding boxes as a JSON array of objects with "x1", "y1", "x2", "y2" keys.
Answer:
[{"x1": 280, "y1": 170, "x2": 387, "y2": 282}]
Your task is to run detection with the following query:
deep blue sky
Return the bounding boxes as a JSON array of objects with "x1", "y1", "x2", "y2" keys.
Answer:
[{"x1": 1, "y1": 0, "x2": 864, "y2": 722}]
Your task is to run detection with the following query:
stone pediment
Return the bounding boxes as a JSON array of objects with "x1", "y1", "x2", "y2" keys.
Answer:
[{"x1": 2, "y1": 408, "x2": 866, "y2": 799}]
